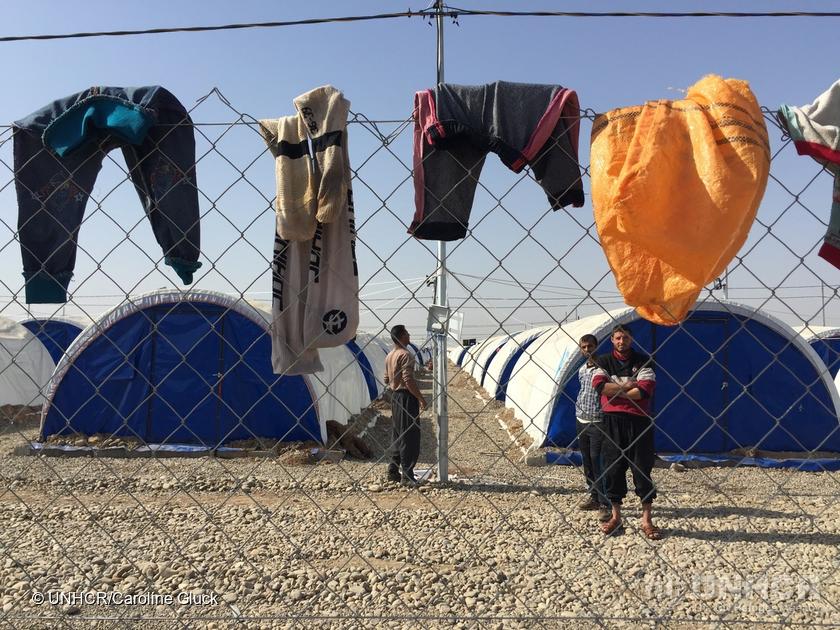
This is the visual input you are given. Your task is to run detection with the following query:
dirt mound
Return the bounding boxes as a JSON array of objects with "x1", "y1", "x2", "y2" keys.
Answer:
[
  {"x1": 449, "y1": 368, "x2": 476, "y2": 390},
  {"x1": 0, "y1": 405, "x2": 41, "y2": 427},
  {"x1": 44, "y1": 432, "x2": 143, "y2": 450},
  {"x1": 497, "y1": 407, "x2": 534, "y2": 451},
  {"x1": 275, "y1": 442, "x2": 321, "y2": 465},
  {"x1": 325, "y1": 420, "x2": 373, "y2": 459}
]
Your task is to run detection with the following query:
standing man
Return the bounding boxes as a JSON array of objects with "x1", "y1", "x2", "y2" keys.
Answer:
[
  {"x1": 592, "y1": 325, "x2": 662, "y2": 539},
  {"x1": 384, "y1": 325, "x2": 428, "y2": 484},
  {"x1": 575, "y1": 334, "x2": 610, "y2": 520}
]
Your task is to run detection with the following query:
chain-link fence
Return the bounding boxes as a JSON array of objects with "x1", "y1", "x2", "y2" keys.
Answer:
[{"x1": 0, "y1": 53, "x2": 838, "y2": 630}]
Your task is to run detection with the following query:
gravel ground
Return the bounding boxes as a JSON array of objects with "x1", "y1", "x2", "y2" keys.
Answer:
[{"x1": 0, "y1": 367, "x2": 838, "y2": 629}]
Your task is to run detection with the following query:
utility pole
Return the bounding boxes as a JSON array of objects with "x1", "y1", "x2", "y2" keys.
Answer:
[{"x1": 433, "y1": 0, "x2": 449, "y2": 483}]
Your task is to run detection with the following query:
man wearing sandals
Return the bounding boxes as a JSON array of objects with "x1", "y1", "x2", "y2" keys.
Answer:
[{"x1": 592, "y1": 325, "x2": 662, "y2": 540}]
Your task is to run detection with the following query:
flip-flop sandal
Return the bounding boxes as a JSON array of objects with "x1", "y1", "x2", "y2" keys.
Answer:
[
  {"x1": 601, "y1": 518, "x2": 623, "y2": 536},
  {"x1": 641, "y1": 524, "x2": 663, "y2": 540}
]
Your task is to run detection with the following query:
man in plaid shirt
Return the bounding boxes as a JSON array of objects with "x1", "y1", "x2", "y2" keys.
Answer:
[{"x1": 575, "y1": 334, "x2": 609, "y2": 518}]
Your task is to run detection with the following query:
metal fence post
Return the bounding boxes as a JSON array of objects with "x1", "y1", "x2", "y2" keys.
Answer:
[{"x1": 434, "y1": 0, "x2": 449, "y2": 483}]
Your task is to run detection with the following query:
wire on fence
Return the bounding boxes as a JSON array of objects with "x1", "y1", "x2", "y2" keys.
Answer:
[{"x1": 0, "y1": 81, "x2": 837, "y2": 629}]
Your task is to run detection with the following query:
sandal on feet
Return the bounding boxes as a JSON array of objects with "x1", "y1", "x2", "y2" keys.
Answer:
[
  {"x1": 600, "y1": 517, "x2": 623, "y2": 535},
  {"x1": 641, "y1": 523, "x2": 663, "y2": 540}
]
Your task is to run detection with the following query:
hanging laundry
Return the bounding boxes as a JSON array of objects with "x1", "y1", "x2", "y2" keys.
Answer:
[
  {"x1": 409, "y1": 81, "x2": 584, "y2": 241},
  {"x1": 13, "y1": 86, "x2": 201, "y2": 304},
  {"x1": 260, "y1": 86, "x2": 351, "y2": 242},
  {"x1": 259, "y1": 86, "x2": 359, "y2": 375},
  {"x1": 778, "y1": 81, "x2": 840, "y2": 269},
  {"x1": 590, "y1": 75, "x2": 770, "y2": 325}
]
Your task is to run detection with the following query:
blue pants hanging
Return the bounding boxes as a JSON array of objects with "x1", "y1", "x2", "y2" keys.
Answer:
[{"x1": 13, "y1": 85, "x2": 201, "y2": 303}]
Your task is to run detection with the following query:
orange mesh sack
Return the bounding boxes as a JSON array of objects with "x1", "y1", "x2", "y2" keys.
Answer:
[{"x1": 590, "y1": 75, "x2": 770, "y2": 325}]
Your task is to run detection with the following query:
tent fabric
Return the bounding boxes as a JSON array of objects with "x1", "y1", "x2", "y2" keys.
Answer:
[
  {"x1": 41, "y1": 290, "x2": 322, "y2": 446},
  {"x1": 361, "y1": 333, "x2": 389, "y2": 394},
  {"x1": 406, "y1": 342, "x2": 424, "y2": 367},
  {"x1": 485, "y1": 328, "x2": 552, "y2": 402},
  {"x1": 0, "y1": 317, "x2": 55, "y2": 406},
  {"x1": 503, "y1": 301, "x2": 840, "y2": 466},
  {"x1": 478, "y1": 336, "x2": 513, "y2": 388},
  {"x1": 465, "y1": 335, "x2": 506, "y2": 381},
  {"x1": 348, "y1": 334, "x2": 386, "y2": 401},
  {"x1": 457, "y1": 346, "x2": 469, "y2": 366},
  {"x1": 657, "y1": 453, "x2": 840, "y2": 472},
  {"x1": 448, "y1": 344, "x2": 471, "y2": 367},
  {"x1": 251, "y1": 303, "x2": 382, "y2": 426},
  {"x1": 305, "y1": 343, "x2": 372, "y2": 427},
  {"x1": 20, "y1": 317, "x2": 85, "y2": 364},
  {"x1": 543, "y1": 450, "x2": 840, "y2": 472},
  {"x1": 422, "y1": 346, "x2": 433, "y2": 365},
  {"x1": 374, "y1": 336, "x2": 391, "y2": 355},
  {"x1": 458, "y1": 343, "x2": 479, "y2": 373},
  {"x1": 794, "y1": 325, "x2": 840, "y2": 379},
  {"x1": 416, "y1": 342, "x2": 432, "y2": 365}
]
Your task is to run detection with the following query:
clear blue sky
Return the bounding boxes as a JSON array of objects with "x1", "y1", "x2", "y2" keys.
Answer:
[{"x1": 1, "y1": 1, "x2": 839, "y2": 338}]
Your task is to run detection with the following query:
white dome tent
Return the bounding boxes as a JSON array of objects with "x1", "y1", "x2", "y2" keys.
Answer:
[
  {"x1": 406, "y1": 342, "x2": 425, "y2": 368},
  {"x1": 499, "y1": 301, "x2": 840, "y2": 470},
  {"x1": 449, "y1": 341, "x2": 481, "y2": 367},
  {"x1": 369, "y1": 335, "x2": 391, "y2": 357},
  {"x1": 482, "y1": 326, "x2": 553, "y2": 402},
  {"x1": 448, "y1": 344, "x2": 464, "y2": 364},
  {"x1": 458, "y1": 341, "x2": 482, "y2": 374},
  {"x1": 794, "y1": 325, "x2": 840, "y2": 379},
  {"x1": 0, "y1": 316, "x2": 55, "y2": 407},
  {"x1": 468, "y1": 334, "x2": 512, "y2": 386},
  {"x1": 304, "y1": 345, "x2": 374, "y2": 427},
  {"x1": 463, "y1": 334, "x2": 505, "y2": 378}
]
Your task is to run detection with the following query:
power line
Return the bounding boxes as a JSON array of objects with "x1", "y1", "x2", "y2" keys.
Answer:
[
  {"x1": 449, "y1": 6, "x2": 840, "y2": 19},
  {"x1": 2, "y1": 6, "x2": 840, "y2": 43},
  {"x1": 450, "y1": 270, "x2": 840, "y2": 294},
  {"x1": 0, "y1": 10, "x2": 438, "y2": 43}
]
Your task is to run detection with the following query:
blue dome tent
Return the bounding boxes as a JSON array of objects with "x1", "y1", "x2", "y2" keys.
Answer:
[
  {"x1": 40, "y1": 290, "x2": 322, "y2": 447},
  {"x1": 20, "y1": 317, "x2": 85, "y2": 364},
  {"x1": 502, "y1": 302, "x2": 840, "y2": 470}
]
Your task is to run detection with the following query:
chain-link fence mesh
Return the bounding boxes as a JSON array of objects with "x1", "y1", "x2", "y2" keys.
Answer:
[{"x1": 0, "y1": 80, "x2": 837, "y2": 630}]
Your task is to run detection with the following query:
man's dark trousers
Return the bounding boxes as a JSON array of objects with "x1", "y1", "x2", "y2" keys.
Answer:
[
  {"x1": 577, "y1": 419, "x2": 608, "y2": 506},
  {"x1": 600, "y1": 412, "x2": 657, "y2": 505},
  {"x1": 389, "y1": 390, "x2": 421, "y2": 479}
]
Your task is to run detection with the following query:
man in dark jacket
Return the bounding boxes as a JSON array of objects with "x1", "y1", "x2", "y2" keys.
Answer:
[{"x1": 592, "y1": 325, "x2": 662, "y2": 539}]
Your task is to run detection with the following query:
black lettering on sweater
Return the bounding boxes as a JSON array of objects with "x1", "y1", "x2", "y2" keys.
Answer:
[{"x1": 309, "y1": 223, "x2": 323, "y2": 283}]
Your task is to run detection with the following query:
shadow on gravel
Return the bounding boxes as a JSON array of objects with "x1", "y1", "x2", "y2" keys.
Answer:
[
  {"x1": 665, "y1": 528, "x2": 840, "y2": 545},
  {"x1": 656, "y1": 505, "x2": 794, "y2": 519},
  {"x1": 436, "y1": 481, "x2": 577, "y2": 496}
]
